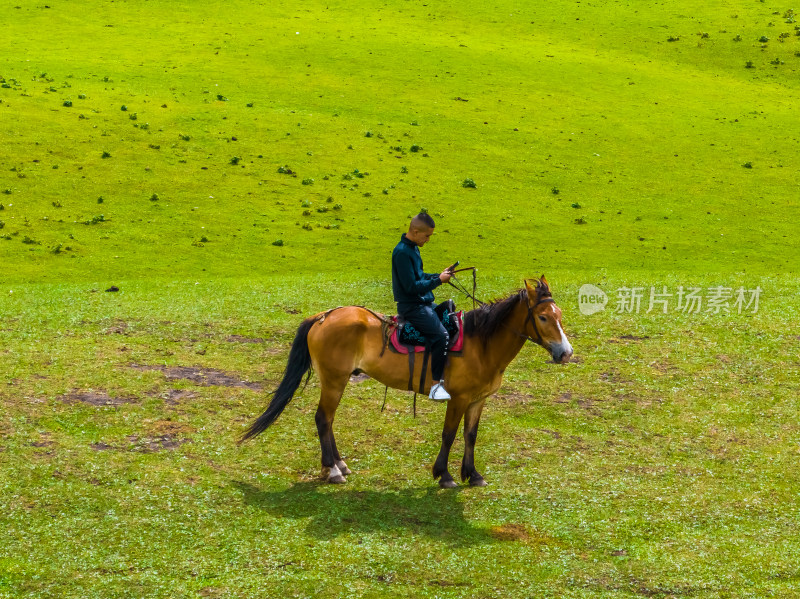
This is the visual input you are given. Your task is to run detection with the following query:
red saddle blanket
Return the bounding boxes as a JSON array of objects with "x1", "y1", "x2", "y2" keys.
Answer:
[{"x1": 389, "y1": 311, "x2": 464, "y2": 354}]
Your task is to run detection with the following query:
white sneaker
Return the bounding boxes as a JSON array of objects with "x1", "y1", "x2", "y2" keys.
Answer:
[{"x1": 429, "y1": 383, "x2": 451, "y2": 402}]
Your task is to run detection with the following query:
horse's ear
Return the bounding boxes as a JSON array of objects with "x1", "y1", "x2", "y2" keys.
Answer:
[
  {"x1": 539, "y1": 274, "x2": 550, "y2": 291},
  {"x1": 524, "y1": 279, "x2": 538, "y2": 304}
]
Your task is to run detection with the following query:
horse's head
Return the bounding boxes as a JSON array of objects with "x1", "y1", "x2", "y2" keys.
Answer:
[{"x1": 524, "y1": 276, "x2": 573, "y2": 364}]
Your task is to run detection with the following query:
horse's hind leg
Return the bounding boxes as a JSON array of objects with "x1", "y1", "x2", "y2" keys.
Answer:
[{"x1": 314, "y1": 375, "x2": 351, "y2": 484}]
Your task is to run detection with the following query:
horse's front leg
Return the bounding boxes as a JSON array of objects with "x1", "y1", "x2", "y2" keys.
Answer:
[
  {"x1": 460, "y1": 399, "x2": 488, "y2": 486},
  {"x1": 432, "y1": 397, "x2": 467, "y2": 488}
]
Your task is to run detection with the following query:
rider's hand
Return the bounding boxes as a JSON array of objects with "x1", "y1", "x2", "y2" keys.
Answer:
[{"x1": 439, "y1": 269, "x2": 453, "y2": 283}]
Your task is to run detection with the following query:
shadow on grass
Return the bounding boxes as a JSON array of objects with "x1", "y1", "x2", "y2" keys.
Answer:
[{"x1": 234, "y1": 480, "x2": 492, "y2": 544}]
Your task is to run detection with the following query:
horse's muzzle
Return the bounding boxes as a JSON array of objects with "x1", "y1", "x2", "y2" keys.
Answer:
[{"x1": 551, "y1": 347, "x2": 573, "y2": 364}]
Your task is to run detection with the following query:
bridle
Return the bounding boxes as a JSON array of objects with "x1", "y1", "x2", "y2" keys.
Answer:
[
  {"x1": 447, "y1": 271, "x2": 556, "y2": 347},
  {"x1": 522, "y1": 296, "x2": 555, "y2": 347}
]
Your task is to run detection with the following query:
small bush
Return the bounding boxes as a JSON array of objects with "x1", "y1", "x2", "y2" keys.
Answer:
[
  {"x1": 120, "y1": 105, "x2": 128, "y2": 111},
  {"x1": 551, "y1": 186, "x2": 560, "y2": 195},
  {"x1": 63, "y1": 100, "x2": 72, "y2": 107},
  {"x1": 271, "y1": 239, "x2": 284, "y2": 247},
  {"x1": 230, "y1": 156, "x2": 241, "y2": 165},
  {"x1": 571, "y1": 203, "x2": 581, "y2": 209},
  {"x1": 302, "y1": 178, "x2": 314, "y2": 185},
  {"x1": 101, "y1": 151, "x2": 111, "y2": 159},
  {"x1": 180, "y1": 134, "x2": 191, "y2": 141},
  {"x1": 150, "y1": 193, "x2": 160, "y2": 201},
  {"x1": 759, "y1": 35, "x2": 769, "y2": 42},
  {"x1": 742, "y1": 162, "x2": 753, "y2": 168},
  {"x1": 410, "y1": 144, "x2": 422, "y2": 152},
  {"x1": 733, "y1": 34, "x2": 742, "y2": 41},
  {"x1": 462, "y1": 178, "x2": 477, "y2": 188},
  {"x1": 22, "y1": 235, "x2": 40, "y2": 245},
  {"x1": 745, "y1": 61, "x2": 755, "y2": 68}
]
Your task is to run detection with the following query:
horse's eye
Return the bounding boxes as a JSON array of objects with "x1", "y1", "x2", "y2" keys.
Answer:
[{"x1": 538, "y1": 315, "x2": 547, "y2": 323}]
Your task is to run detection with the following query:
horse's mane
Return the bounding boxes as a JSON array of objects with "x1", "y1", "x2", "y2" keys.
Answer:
[
  {"x1": 462, "y1": 281, "x2": 552, "y2": 345},
  {"x1": 462, "y1": 289, "x2": 527, "y2": 345}
]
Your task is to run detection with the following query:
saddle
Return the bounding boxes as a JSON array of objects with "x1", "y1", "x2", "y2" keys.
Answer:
[{"x1": 388, "y1": 300, "x2": 464, "y2": 354}]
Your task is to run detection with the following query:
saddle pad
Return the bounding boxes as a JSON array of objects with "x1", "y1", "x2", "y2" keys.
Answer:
[{"x1": 389, "y1": 311, "x2": 464, "y2": 354}]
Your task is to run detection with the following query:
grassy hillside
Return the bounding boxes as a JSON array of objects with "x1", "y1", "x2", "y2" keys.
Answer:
[
  {"x1": 2, "y1": 0, "x2": 799, "y2": 283},
  {"x1": 2, "y1": 1, "x2": 800, "y2": 598}
]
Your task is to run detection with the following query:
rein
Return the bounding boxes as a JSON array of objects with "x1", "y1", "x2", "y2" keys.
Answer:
[{"x1": 447, "y1": 267, "x2": 484, "y2": 309}]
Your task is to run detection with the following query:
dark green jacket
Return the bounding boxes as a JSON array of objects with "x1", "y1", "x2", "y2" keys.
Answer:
[{"x1": 392, "y1": 234, "x2": 441, "y2": 312}]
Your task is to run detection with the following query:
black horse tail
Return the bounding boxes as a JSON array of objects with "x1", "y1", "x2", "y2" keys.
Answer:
[{"x1": 239, "y1": 317, "x2": 317, "y2": 443}]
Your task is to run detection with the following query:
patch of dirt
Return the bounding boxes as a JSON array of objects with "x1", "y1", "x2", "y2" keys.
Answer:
[
  {"x1": 90, "y1": 442, "x2": 114, "y2": 451},
  {"x1": 490, "y1": 524, "x2": 569, "y2": 548},
  {"x1": 226, "y1": 335, "x2": 265, "y2": 344},
  {"x1": 127, "y1": 434, "x2": 190, "y2": 453},
  {"x1": 599, "y1": 369, "x2": 633, "y2": 385},
  {"x1": 151, "y1": 419, "x2": 195, "y2": 436},
  {"x1": 106, "y1": 320, "x2": 129, "y2": 335},
  {"x1": 490, "y1": 523, "x2": 530, "y2": 541},
  {"x1": 149, "y1": 388, "x2": 199, "y2": 404},
  {"x1": 493, "y1": 390, "x2": 529, "y2": 406},
  {"x1": 349, "y1": 372, "x2": 371, "y2": 383},
  {"x1": 130, "y1": 364, "x2": 262, "y2": 390},
  {"x1": 60, "y1": 390, "x2": 137, "y2": 406},
  {"x1": 30, "y1": 432, "x2": 55, "y2": 448},
  {"x1": 649, "y1": 359, "x2": 680, "y2": 374}
]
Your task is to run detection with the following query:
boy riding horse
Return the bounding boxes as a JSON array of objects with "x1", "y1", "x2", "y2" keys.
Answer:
[{"x1": 391, "y1": 213, "x2": 454, "y2": 401}]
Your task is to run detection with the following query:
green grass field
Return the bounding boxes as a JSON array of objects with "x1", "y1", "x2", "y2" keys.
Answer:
[{"x1": 2, "y1": 1, "x2": 800, "y2": 597}]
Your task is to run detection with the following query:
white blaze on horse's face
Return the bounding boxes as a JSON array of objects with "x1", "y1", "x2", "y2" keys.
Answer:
[{"x1": 543, "y1": 303, "x2": 573, "y2": 364}]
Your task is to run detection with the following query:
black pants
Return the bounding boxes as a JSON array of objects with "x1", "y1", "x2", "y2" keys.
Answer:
[{"x1": 399, "y1": 303, "x2": 450, "y2": 382}]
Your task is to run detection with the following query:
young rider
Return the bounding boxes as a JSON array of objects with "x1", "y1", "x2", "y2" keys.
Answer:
[{"x1": 391, "y1": 213, "x2": 453, "y2": 401}]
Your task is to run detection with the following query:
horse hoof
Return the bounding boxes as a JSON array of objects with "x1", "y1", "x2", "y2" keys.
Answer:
[
  {"x1": 439, "y1": 479, "x2": 458, "y2": 489},
  {"x1": 470, "y1": 477, "x2": 488, "y2": 487},
  {"x1": 329, "y1": 474, "x2": 347, "y2": 484},
  {"x1": 337, "y1": 463, "x2": 352, "y2": 476}
]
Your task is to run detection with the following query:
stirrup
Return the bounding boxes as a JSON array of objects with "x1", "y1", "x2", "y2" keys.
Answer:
[{"x1": 429, "y1": 383, "x2": 451, "y2": 402}]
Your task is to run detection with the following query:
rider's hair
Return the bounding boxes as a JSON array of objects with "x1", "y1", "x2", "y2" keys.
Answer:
[{"x1": 412, "y1": 212, "x2": 435, "y2": 229}]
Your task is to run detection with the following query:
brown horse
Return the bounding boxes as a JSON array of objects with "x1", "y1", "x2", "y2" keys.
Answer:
[{"x1": 241, "y1": 276, "x2": 572, "y2": 488}]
